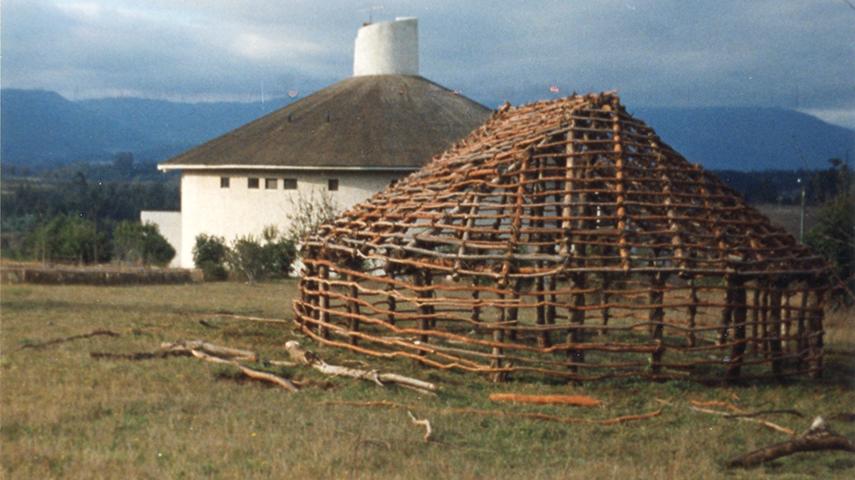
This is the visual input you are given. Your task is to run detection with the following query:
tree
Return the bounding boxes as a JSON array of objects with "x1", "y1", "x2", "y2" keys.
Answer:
[
  {"x1": 806, "y1": 192, "x2": 854, "y2": 303},
  {"x1": 261, "y1": 226, "x2": 297, "y2": 279},
  {"x1": 284, "y1": 189, "x2": 339, "y2": 243},
  {"x1": 26, "y1": 214, "x2": 99, "y2": 264},
  {"x1": 225, "y1": 227, "x2": 297, "y2": 283},
  {"x1": 192, "y1": 234, "x2": 228, "y2": 280},
  {"x1": 113, "y1": 221, "x2": 175, "y2": 266}
]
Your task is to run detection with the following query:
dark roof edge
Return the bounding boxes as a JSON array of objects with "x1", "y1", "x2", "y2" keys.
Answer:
[{"x1": 158, "y1": 164, "x2": 420, "y2": 172}]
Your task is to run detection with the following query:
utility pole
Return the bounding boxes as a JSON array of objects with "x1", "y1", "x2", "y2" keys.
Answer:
[
  {"x1": 792, "y1": 135, "x2": 808, "y2": 243},
  {"x1": 798, "y1": 176, "x2": 806, "y2": 243}
]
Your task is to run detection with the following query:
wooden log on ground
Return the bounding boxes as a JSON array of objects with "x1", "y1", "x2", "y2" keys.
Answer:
[
  {"x1": 489, "y1": 393, "x2": 601, "y2": 407},
  {"x1": 284, "y1": 340, "x2": 437, "y2": 394},
  {"x1": 727, "y1": 417, "x2": 855, "y2": 468}
]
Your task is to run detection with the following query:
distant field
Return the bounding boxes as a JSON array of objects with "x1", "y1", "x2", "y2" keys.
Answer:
[
  {"x1": 2, "y1": 282, "x2": 853, "y2": 479},
  {"x1": 753, "y1": 203, "x2": 821, "y2": 240}
]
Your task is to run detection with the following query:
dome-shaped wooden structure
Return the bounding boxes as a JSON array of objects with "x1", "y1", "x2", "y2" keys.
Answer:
[{"x1": 294, "y1": 92, "x2": 830, "y2": 383}]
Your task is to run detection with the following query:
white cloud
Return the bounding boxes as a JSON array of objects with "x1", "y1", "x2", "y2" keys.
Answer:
[{"x1": 2, "y1": 0, "x2": 853, "y2": 127}]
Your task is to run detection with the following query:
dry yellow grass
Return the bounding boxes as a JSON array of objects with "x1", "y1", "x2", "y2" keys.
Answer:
[{"x1": 2, "y1": 281, "x2": 854, "y2": 479}]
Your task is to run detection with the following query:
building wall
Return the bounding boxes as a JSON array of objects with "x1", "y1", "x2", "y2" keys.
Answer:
[
  {"x1": 177, "y1": 169, "x2": 406, "y2": 268},
  {"x1": 140, "y1": 210, "x2": 182, "y2": 268}
]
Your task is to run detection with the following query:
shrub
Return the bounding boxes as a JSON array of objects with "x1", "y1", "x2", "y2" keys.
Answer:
[
  {"x1": 263, "y1": 236, "x2": 298, "y2": 279},
  {"x1": 192, "y1": 234, "x2": 228, "y2": 280},
  {"x1": 113, "y1": 221, "x2": 175, "y2": 266},
  {"x1": 806, "y1": 192, "x2": 854, "y2": 302},
  {"x1": 225, "y1": 228, "x2": 297, "y2": 283},
  {"x1": 284, "y1": 189, "x2": 339, "y2": 243},
  {"x1": 226, "y1": 235, "x2": 267, "y2": 283},
  {"x1": 26, "y1": 214, "x2": 99, "y2": 264}
]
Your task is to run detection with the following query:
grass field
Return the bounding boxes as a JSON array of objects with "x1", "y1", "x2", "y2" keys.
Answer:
[{"x1": 2, "y1": 281, "x2": 854, "y2": 479}]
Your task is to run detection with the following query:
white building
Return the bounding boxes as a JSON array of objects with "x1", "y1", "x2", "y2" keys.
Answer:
[{"x1": 145, "y1": 18, "x2": 490, "y2": 268}]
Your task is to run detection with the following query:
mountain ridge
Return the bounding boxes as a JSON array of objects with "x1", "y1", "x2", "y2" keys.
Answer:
[{"x1": 2, "y1": 88, "x2": 852, "y2": 171}]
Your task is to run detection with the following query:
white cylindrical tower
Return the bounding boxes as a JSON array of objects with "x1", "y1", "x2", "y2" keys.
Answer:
[{"x1": 353, "y1": 17, "x2": 418, "y2": 76}]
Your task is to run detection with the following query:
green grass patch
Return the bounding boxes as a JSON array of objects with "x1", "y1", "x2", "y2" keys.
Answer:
[{"x1": 1, "y1": 282, "x2": 853, "y2": 478}]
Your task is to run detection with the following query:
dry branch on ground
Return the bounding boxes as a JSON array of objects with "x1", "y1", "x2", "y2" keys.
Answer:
[
  {"x1": 489, "y1": 393, "x2": 601, "y2": 407},
  {"x1": 91, "y1": 338, "x2": 435, "y2": 394},
  {"x1": 284, "y1": 340, "x2": 437, "y2": 395},
  {"x1": 92, "y1": 339, "x2": 299, "y2": 392},
  {"x1": 14, "y1": 329, "x2": 120, "y2": 352},
  {"x1": 688, "y1": 399, "x2": 804, "y2": 436},
  {"x1": 728, "y1": 417, "x2": 855, "y2": 468}
]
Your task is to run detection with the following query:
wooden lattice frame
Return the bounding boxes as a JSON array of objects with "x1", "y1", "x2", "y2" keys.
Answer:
[{"x1": 293, "y1": 92, "x2": 830, "y2": 383}]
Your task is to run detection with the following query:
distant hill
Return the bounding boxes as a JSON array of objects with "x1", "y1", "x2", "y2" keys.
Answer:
[
  {"x1": 1, "y1": 89, "x2": 151, "y2": 167},
  {"x1": 631, "y1": 106, "x2": 854, "y2": 170},
  {"x1": 1, "y1": 89, "x2": 291, "y2": 168},
  {"x1": 78, "y1": 96, "x2": 290, "y2": 148},
  {"x1": 2, "y1": 88, "x2": 852, "y2": 171}
]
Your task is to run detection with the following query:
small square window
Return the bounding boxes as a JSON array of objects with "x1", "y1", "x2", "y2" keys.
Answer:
[
  {"x1": 248, "y1": 177, "x2": 259, "y2": 189},
  {"x1": 220, "y1": 177, "x2": 230, "y2": 188},
  {"x1": 265, "y1": 178, "x2": 278, "y2": 189},
  {"x1": 283, "y1": 178, "x2": 298, "y2": 190},
  {"x1": 328, "y1": 179, "x2": 339, "y2": 191}
]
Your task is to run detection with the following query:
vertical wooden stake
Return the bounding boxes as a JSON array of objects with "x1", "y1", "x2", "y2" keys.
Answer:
[
  {"x1": 726, "y1": 277, "x2": 747, "y2": 381},
  {"x1": 318, "y1": 264, "x2": 330, "y2": 339},
  {"x1": 347, "y1": 274, "x2": 360, "y2": 345},
  {"x1": 768, "y1": 284, "x2": 784, "y2": 378},
  {"x1": 750, "y1": 283, "x2": 760, "y2": 355},
  {"x1": 687, "y1": 278, "x2": 698, "y2": 347},
  {"x1": 385, "y1": 280, "x2": 397, "y2": 326},
  {"x1": 649, "y1": 273, "x2": 666, "y2": 375},
  {"x1": 567, "y1": 273, "x2": 587, "y2": 374},
  {"x1": 808, "y1": 286, "x2": 825, "y2": 378},
  {"x1": 718, "y1": 278, "x2": 734, "y2": 346}
]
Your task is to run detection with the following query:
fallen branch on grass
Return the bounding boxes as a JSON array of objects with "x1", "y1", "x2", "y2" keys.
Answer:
[
  {"x1": 92, "y1": 338, "x2": 434, "y2": 394},
  {"x1": 689, "y1": 405, "x2": 796, "y2": 436},
  {"x1": 15, "y1": 329, "x2": 120, "y2": 352},
  {"x1": 831, "y1": 413, "x2": 855, "y2": 422},
  {"x1": 161, "y1": 340, "x2": 258, "y2": 362},
  {"x1": 688, "y1": 400, "x2": 803, "y2": 419},
  {"x1": 407, "y1": 411, "x2": 433, "y2": 442},
  {"x1": 285, "y1": 341, "x2": 437, "y2": 395},
  {"x1": 92, "y1": 339, "x2": 298, "y2": 392},
  {"x1": 324, "y1": 400, "x2": 661, "y2": 426},
  {"x1": 197, "y1": 312, "x2": 291, "y2": 325},
  {"x1": 728, "y1": 417, "x2": 855, "y2": 468},
  {"x1": 91, "y1": 350, "x2": 185, "y2": 361},
  {"x1": 725, "y1": 409, "x2": 804, "y2": 419},
  {"x1": 489, "y1": 393, "x2": 601, "y2": 407}
]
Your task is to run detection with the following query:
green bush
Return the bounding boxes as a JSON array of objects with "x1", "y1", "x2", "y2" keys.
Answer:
[
  {"x1": 192, "y1": 234, "x2": 228, "y2": 280},
  {"x1": 225, "y1": 227, "x2": 297, "y2": 283},
  {"x1": 226, "y1": 236, "x2": 267, "y2": 283},
  {"x1": 26, "y1": 214, "x2": 100, "y2": 264},
  {"x1": 263, "y1": 236, "x2": 297, "y2": 279},
  {"x1": 806, "y1": 192, "x2": 854, "y2": 300},
  {"x1": 113, "y1": 221, "x2": 175, "y2": 266}
]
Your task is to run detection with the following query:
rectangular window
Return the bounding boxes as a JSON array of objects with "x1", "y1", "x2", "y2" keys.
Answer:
[
  {"x1": 328, "y1": 179, "x2": 339, "y2": 191},
  {"x1": 220, "y1": 177, "x2": 230, "y2": 188},
  {"x1": 283, "y1": 178, "x2": 298, "y2": 190},
  {"x1": 248, "y1": 177, "x2": 259, "y2": 189},
  {"x1": 265, "y1": 178, "x2": 278, "y2": 189}
]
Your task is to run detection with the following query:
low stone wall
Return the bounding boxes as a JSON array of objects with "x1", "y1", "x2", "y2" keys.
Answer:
[{"x1": 0, "y1": 262, "x2": 202, "y2": 285}]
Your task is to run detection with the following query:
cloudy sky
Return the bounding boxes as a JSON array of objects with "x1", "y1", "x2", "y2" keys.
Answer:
[{"x1": 3, "y1": 0, "x2": 854, "y2": 127}]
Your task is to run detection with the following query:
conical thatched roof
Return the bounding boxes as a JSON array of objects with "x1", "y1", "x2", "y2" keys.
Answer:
[
  {"x1": 162, "y1": 75, "x2": 491, "y2": 170},
  {"x1": 311, "y1": 92, "x2": 824, "y2": 276},
  {"x1": 295, "y1": 92, "x2": 830, "y2": 383}
]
